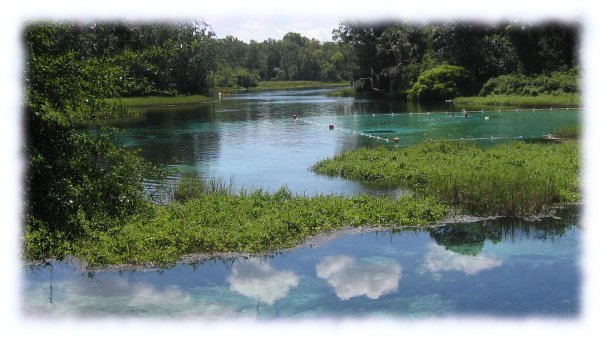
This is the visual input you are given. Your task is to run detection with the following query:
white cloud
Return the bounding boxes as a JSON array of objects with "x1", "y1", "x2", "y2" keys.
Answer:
[
  {"x1": 424, "y1": 243, "x2": 503, "y2": 275},
  {"x1": 316, "y1": 255, "x2": 402, "y2": 300},
  {"x1": 227, "y1": 258, "x2": 299, "y2": 305},
  {"x1": 23, "y1": 276, "x2": 196, "y2": 316}
]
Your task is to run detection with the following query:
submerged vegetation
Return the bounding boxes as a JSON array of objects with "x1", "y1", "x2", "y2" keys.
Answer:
[{"x1": 313, "y1": 141, "x2": 580, "y2": 217}]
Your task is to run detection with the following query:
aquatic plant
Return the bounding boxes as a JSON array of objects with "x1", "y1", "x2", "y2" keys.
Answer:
[
  {"x1": 76, "y1": 188, "x2": 447, "y2": 266},
  {"x1": 313, "y1": 141, "x2": 580, "y2": 217},
  {"x1": 453, "y1": 94, "x2": 580, "y2": 109}
]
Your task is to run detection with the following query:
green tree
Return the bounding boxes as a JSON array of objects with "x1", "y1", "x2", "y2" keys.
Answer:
[
  {"x1": 406, "y1": 64, "x2": 470, "y2": 101},
  {"x1": 23, "y1": 22, "x2": 159, "y2": 259}
]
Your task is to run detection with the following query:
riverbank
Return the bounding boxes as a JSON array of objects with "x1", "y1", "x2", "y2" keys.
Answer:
[
  {"x1": 313, "y1": 140, "x2": 580, "y2": 217},
  {"x1": 24, "y1": 139, "x2": 580, "y2": 268},
  {"x1": 70, "y1": 189, "x2": 446, "y2": 266},
  {"x1": 101, "y1": 81, "x2": 349, "y2": 116},
  {"x1": 249, "y1": 80, "x2": 348, "y2": 91},
  {"x1": 105, "y1": 95, "x2": 217, "y2": 108},
  {"x1": 453, "y1": 94, "x2": 580, "y2": 110}
]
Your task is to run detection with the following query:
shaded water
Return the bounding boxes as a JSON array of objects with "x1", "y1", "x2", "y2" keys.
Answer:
[
  {"x1": 108, "y1": 89, "x2": 579, "y2": 195},
  {"x1": 22, "y1": 206, "x2": 580, "y2": 318}
]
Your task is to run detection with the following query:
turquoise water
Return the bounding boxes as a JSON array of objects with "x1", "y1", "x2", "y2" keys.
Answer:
[
  {"x1": 24, "y1": 89, "x2": 581, "y2": 318},
  {"x1": 108, "y1": 89, "x2": 579, "y2": 196},
  {"x1": 22, "y1": 206, "x2": 580, "y2": 318}
]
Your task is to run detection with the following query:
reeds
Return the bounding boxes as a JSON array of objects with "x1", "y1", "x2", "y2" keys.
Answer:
[
  {"x1": 313, "y1": 141, "x2": 580, "y2": 217},
  {"x1": 453, "y1": 94, "x2": 580, "y2": 109}
]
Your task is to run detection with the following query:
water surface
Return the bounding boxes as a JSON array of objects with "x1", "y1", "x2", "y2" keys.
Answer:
[
  {"x1": 108, "y1": 89, "x2": 579, "y2": 196},
  {"x1": 23, "y1": 207, "x2": 580, "y2": 318},
  {"x1": 32, "y1": 89, "x2": 582, "y2": 319}
]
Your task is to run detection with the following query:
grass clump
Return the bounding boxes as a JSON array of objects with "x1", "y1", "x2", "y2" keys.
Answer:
[
  {"x1": 552, "y1": 125, "x2": 580, "y2": 139},
  {"x1": 76, "y1": 186, "x2": 447, "y2": 266},
  {"x1": 327, "y1": 87, "x2": 354, "y2": 97},
  {"x1": 453, "y1": 94, "x2": 580, "y2": 109},
  {"x1": 171, "y1": 174, "x2": 235, "y2": 202},
  {"x1": 253, "y1": 80, "x2": 348, "y2": 91},
  {"x1": 105, "y1": 95, "x2": 216, "y2": 108},
  {"x1": 313, "y1": 141, "x2": 580, "y2": 217}
]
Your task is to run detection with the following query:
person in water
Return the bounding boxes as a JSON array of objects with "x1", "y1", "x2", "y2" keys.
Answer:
[{"x1": 463, "y1": 109, "x2": 469, "y2": 118}]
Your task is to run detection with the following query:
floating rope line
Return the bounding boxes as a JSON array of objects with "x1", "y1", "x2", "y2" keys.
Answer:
[
  {"x1": 297, "y1": 117, "x2": 392, "y2": 142},
  {"x1": 360, "y1": 106, "x2": 582, "y2": 117},
  {"x1": 295, "y1": 106, "x2": 577, "y2": 143},
  {"x1": 428, "y1": 136, "x2": 526, "y2": 142}
]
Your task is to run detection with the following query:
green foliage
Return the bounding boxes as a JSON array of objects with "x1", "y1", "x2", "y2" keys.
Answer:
[
  {"x1": 453, "y1": 94, "x2": 580, "y2": 109},
  {"x1": 336, "y1": 20, "x2": 579, "y2": 95},
  {"x1": 406, "y1": 65, "x2": 470, "y2": 101},
  {"x1": 215, "y1": 31, "x2": 355, "y2": 83},
  {"x1": 313, "y1": 141, "x2": 580, "y2": 217},
  {"x1": 552, "y1": 125, "x2": 580, "y2": 139},
  {"x1": 479, "y1": 69, "x2": 580, "y2": 96},
  {"x1": 23, "y1": 22, "x2": 162, "y2": 260},
  {"x1": 77, "y1": 188, "x2": 447, "y2": 266},
  {"x1": 172, "y1": 174, "x2": 235, "y2": 202},
  {"x1": 211, "y1": 65, "x2": 259, "y2": 90},
  {"x1": 327, "y1": 87, "x2": 354, "y2": 97}
]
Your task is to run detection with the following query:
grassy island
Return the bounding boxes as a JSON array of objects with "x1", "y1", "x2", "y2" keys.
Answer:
[
  {"x1": 313, "y1": 141, "x2": 580, "y2": 217},
  {"x1": 67, "y1": 188, "x2": 446, "y2": 266}
]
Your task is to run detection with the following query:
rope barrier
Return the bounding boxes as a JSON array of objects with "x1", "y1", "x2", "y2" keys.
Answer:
[
  {"x1": 297, "y1": 117, "x2": 557, "y2": 144},
  {"x1": 295, "y1": 106, "x2": 575, "y2": 144},
  {"x1": 386, "y1": 106, "x2": 580, "y2": 116}
]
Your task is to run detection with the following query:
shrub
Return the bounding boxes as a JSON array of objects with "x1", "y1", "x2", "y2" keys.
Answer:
[
  {"x1": 406, "y1": 64, "x2": 470, "y2": 101},
  {"x1": 479, "y1": 69, "x2": 580, "y2": 96}
]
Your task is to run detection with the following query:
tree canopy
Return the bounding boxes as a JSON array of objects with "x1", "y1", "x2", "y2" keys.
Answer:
[{"x1": 335, "y1": 19, "x2": 580, "y2": 98}]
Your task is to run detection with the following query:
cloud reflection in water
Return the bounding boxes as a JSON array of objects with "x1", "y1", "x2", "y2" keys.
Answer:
[
  {"x1": 316, "y1": 255, "x2": 402, "y2": 300},
  {"x1": 227, "y1": 259, "x2": 299, "y2": 305},
  {"x1": 424, "y1": 243, "x2": 503, "y2": 275}
]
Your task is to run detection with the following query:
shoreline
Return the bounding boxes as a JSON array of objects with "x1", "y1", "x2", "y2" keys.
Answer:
[
  {"x1": 23, "y1": 203, "x2": 579, "y2": 273},
  {"x1": 106, "y1": 81, "x2": 349, "y2": 108}
]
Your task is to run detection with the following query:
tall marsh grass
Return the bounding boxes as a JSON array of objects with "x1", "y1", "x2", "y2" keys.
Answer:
[
  {"x1": 453, "y1": 94, "x2": 580, "y2": 109},
  {"x1": 313, "y1": 141, "x2": 580, "y2": 217}
]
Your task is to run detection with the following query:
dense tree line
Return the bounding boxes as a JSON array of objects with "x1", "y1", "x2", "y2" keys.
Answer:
[
  {"x1": 210, "y1": 32, "x2": 356, "y2": 88},
  {"x1": 334, "y1": 20, "x2": 580, "y2": 99}
]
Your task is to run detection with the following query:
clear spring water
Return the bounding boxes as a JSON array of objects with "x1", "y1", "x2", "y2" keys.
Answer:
[
  {"x1": 22, "y1": 206, "x2": 580, "y2": 318},
  {"x1": 107, "y1": 88, "x2": 579, "y2": 196},
  {"x1": 24, "y1": 89, "x2": 582, "y2": 318}
]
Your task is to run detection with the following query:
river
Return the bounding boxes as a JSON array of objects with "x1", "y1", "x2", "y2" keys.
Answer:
[{"x1": 23, "y1": 88, "x2": 582, "y2": 318}]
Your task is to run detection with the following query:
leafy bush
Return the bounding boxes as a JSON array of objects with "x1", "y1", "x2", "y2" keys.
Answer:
[
  {"x1": 23, "y1": 22, "x2": 161, "y2": 261},
  {"x1": 234, "y1": 67, "x2": 259, "y2": 88},
  {"x1": 479, "y1": 69, "x2": 580, "y2": 96},
  {"x1": 406, "y1": 64, "x2": 470, "y2": 101}
]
